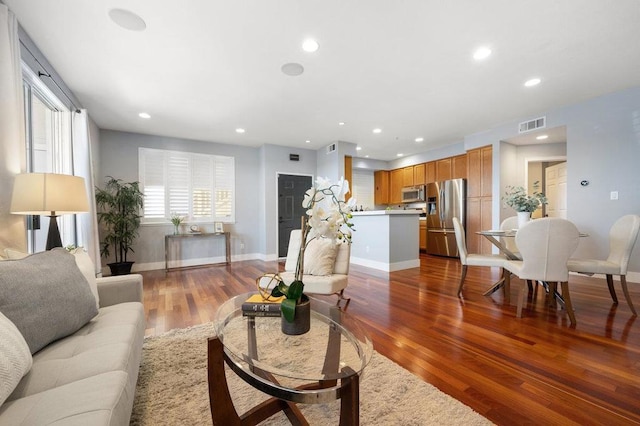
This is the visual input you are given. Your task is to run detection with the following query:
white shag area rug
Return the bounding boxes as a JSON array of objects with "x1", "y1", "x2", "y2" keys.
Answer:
[{"x1": 130, "y1": 323, "x2": 493, "y2": 425}]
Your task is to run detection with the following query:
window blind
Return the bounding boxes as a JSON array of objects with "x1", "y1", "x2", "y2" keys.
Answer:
[
  {"x1": 352, "y1": 169, "x2": 374, "y2": 210},
  {"x1": 139, "y1": 148, "x2": 235, "y2": 223}
]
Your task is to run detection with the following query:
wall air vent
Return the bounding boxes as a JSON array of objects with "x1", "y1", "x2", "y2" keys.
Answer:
[
  {"x1": 518, "y1": 116, "x2": 546, "y2": 133},
  {"x1": 326, "y1": 143, "x2": 336, "y2": 154},
  {"x1": 289, "y1": 154, "x2": 300, "y2": 161}
]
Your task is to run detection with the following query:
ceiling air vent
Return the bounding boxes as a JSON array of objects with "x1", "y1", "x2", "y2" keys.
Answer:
[
  {"x1": 326, "y1": 143, "x2": 336, "y2": 154},
  {"x1": 518, "y1": 116, "x2": 546, "y2": 133}
]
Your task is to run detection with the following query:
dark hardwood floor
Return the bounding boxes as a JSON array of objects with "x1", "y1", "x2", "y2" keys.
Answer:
[{"x1": 140, "y1": 254, "x2": 640, "y2": 425}]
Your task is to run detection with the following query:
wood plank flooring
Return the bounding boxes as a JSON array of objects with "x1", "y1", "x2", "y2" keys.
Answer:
[{"x1": 139, "y1": 254, "x2": 640, "y2": 425}]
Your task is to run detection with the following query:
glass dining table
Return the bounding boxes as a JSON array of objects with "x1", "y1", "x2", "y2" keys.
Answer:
[{"x1": 477, "y1": 228, "x2": 588, "y2": 305}]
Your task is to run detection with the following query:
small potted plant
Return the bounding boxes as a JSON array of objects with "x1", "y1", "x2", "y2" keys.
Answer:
[
  {"x1": 170, "y1": 212, "x2": 185, "y2": 235},
  {"x1": 271, "y1": 177, "x2": 355, "y2": 335},
  {"x1": 95, "y1": 176, "x2": 144, "y2": 275},
  {"x1": 503, "y1": 181, "x2": 548, "y2": 227}
]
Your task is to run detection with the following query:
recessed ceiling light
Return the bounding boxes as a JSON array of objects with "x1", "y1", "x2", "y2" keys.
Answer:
[
  {"x1": 302, "y1": 39, "x2": 319, "y2": 53},
  {"x1": 338, "y1": 122, "x2": 345, "y2": 126},
  {"x1": 356, "y1": 146, "x2": 362, "y2": 151},
  {"x1": 524, "y1": 78, "x2": 541, "y2": 87},
  {"x1": 235, "y1": 128, "x2": 245, "y2": 134},
  {"x1": 305, "y1": 140, "x2": 311, "y2": 143},
  {"x1": 415, "y1": 137, "x2": 424, "y2": 143},
  {"x1": 372, "y1": 128, "x2": 382, "y2": 134},
  {"x1": 397, "y1": 153, "x2": 403, "y2": 157},
  {"x1": 365, "y1": 155, "x2": 369, "y2": 158},
  {"x1": 281, "y1": 63, "x2": 304, "y2": 76},
  {"x1": 473, "y1": 46, "x2": 492, "y2": 61},
  {"x1": 138, "y1": 112, "x2": 151, "y2": 119},
  {"x1": 536, "y1": 134, "x2": 549, "y2": 140},
  {"x1": 108, "y1": 9, "x2": 146, "y2": 31}
]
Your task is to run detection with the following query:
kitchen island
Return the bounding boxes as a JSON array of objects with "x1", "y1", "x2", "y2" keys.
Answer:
[{"x1": 350, "y1": 210, "x2": 421, "y2": 271}]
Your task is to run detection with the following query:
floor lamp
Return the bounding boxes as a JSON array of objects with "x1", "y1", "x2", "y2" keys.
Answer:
[{"x1": 10, "y1": 173, "x2": 90, "y2": 250}]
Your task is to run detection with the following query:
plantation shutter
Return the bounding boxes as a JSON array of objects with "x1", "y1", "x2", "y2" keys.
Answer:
[
  {"x1": 139, "y1": 148, "x2": 235, "y2": 223},
  {"x1": 139, "y1": 148, "x2": 166, "y2": 219}
]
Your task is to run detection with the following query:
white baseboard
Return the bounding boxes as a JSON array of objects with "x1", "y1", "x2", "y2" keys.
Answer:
[{"x1": 351, "y1": 257, "x2": 420, "y2": 272}]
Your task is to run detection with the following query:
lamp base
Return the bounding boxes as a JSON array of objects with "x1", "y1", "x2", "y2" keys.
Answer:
[{"x1": 46, "y1": 215, "x2": 62, "y2": 250}]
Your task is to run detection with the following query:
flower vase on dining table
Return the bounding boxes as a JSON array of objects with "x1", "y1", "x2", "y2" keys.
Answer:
[{"x1": 517, "y1": 211, "x2": 531, "y2": 228}]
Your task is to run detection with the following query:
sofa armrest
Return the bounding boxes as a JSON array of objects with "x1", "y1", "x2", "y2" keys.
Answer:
[{"x1": 96, "y1": 274, "x2": 143, "y2": 307}]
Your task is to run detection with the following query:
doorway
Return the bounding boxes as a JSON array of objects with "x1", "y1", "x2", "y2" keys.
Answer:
[{"x1": 277, "y1": 174, "x2": 312, "y2": 257}]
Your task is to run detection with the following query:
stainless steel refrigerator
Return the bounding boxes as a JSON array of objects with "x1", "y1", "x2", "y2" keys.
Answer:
[{"x1": 425, "y1": 178, "x2": 466, "y2": 257}]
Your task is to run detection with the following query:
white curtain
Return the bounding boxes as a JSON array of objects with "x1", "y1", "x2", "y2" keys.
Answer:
[
  {"x1": 0, "y1": 5, "x2": 27, "y2": 252},
  {"x1": 72, "y1": 109, "x2": 101, "y2": 275}
]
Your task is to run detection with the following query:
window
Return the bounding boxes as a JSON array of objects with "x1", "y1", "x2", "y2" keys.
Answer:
[
  {"x1": 351, "y1": 169, "x2": 374, "y2": 210},
  {"x1": 22, "y1": 63, "x2": 74, "y2": 252},
  {"x1": 139, "y1": 148, "x2": 235, "y2": 223}
]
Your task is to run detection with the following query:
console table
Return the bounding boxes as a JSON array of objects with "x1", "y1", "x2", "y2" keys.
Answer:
[{"x1": 164, "y1": 232, "x2": 231, "y2": 271}]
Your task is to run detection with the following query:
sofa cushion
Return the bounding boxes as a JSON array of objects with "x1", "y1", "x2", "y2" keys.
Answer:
[
  {"x1": 303, "y1": 237, "x2": 339, "y2": 276},
  {"x1": 68, "y1": 248, "x2": 100, "y2": 308},
  {"x1": 0, "y1": 311, "x2": 32, "y2": 405},
  {"x1": 7, "y1": 302, "x2": 144, "y2": 401},
  {"x1": 3, "y1": 248, "x2": 28, "y2": 259},
  {"x1": 0, "y1": 249, "x2": 99, "y2": 354},
  {"x1": 0, "y1": 371, "x2": 130, "y2": 426}
]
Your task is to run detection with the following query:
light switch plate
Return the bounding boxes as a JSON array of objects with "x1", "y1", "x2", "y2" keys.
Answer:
[{"x1": 610, "y1": 191, "x2": 619, "y2": 200}]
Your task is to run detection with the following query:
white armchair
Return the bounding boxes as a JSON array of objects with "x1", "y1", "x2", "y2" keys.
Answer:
[{"x1": 261, "y1": 229, "x2": 351, "y2": 307}]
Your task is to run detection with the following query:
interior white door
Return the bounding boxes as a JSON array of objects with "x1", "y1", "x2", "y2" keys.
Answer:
[{"x1": 545, "y1": 162, "x2": 567, "y2": 218}]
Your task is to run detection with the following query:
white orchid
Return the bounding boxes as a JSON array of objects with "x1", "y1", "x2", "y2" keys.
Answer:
[{"x1": 272, "y1": 177, "x2": 356, "y2": 321}]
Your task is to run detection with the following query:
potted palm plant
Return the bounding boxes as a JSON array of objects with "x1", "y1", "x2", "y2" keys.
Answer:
[
  {"x1": 95, "y1": 176, "x2": 144, "y2": 275},
  {"x1": 503, "y1": 181, "x2": 548, "y2": 227},
  {"x1": 271, "y1": 177, "x2": 355, "y2": 335}
]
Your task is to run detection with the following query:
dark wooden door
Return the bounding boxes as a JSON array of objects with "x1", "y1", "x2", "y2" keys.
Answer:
[{"x1": 278, "y1": 174, "x2": 312, "y2": 257}]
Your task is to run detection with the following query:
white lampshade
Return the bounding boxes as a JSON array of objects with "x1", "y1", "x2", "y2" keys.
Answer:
[{"x1": 10, "y1": 173, "x2": 89, "y2": 215}]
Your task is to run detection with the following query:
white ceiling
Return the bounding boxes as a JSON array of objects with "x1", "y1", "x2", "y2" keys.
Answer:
[{"x1": 5, "y1": 0, "x2": 640, "y2": 161}]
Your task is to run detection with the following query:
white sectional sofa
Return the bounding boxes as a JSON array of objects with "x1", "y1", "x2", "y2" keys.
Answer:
[{"x1": 0, "y1": 249, "x2": 145, "y2": 426}]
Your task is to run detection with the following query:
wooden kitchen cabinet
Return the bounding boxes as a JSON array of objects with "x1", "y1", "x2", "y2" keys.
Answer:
[
  {"x1": 425, "y1": 161, "x2": 436, "y2": 183},
  {"x1": 436, "y1": 158, "x2": 452, "y2": 181},
  {"x1": 403, "y1": 166, "x2": 414, "y2": 187},
  {"x1": 466, "y1": 145, "x2": 493, "y2": 254},
  {"x1": 389, "y1": 168, "x2": 404, "y2": 204},
  {"x1": 452, "y1": 154, "x2": 467, "y2": 179},
  {"x1": 419, "y1": 220, "x2": 427, "y2": 251},
  {"x1": 374, "y1": 170, "x2": 389, "y2": 205},
  {"x1": 413, "y1": 163, "x2": 426, "y2": 185}
]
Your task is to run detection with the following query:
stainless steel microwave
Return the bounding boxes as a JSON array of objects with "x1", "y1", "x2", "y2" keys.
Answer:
[{"x1": 401, "y1": 185, "x2": 425, "y2": 203}]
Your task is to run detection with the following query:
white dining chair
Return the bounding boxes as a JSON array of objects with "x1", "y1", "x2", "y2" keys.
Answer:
[
  {"x1": 567, "y1": 214, "x2": 640, "y2": 316},
  {"x1": 452, "y1": 217, "x2": 508, "y2": 297},
  {"x1": 500, "y1": 216, "x2": 520, "y2": 257},
  {"x1": 503, "y1": 218, "x2": 580, "y2": 324}
]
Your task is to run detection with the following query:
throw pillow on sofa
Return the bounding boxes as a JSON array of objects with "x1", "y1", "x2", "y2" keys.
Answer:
[
  {"x1": 0, "y1": 311, "x2": 32, "y2": 405},
  {"x1": 0, "y1": 248, "x2": 99, "y2": 354}
]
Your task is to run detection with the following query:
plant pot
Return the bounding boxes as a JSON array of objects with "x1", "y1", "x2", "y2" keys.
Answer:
[
  {"x1": 281, "y1": 295, "x2": 311, "y2": 335},
  {"x1": 517, "y1": 211, "x2": 531, "y2": 228},
  {"x1": 108, "y1": 261, "x2": 134, "y2": 276}
]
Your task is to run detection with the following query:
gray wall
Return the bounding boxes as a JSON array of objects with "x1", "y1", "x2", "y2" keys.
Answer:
[{"x1": 99, "y1": 130, "x2": 261, "y2": 270}]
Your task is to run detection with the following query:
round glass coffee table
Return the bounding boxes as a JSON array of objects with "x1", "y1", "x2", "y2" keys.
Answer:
[{"x1": 209, "y1": 292, "x2": 373, "y2": 425}]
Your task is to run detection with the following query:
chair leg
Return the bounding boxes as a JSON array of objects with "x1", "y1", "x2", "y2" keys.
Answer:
[
  {"x1": 527, "y1": 280, "x2": 534, "y2": 292},
  {"x1": 619, "y1": 275, "x2": 637, "y2": 316},
  {"x1": 560, "y1": 281, "x2": 577, "y2": 326},
  {"x1": 516, "y1": 281, "x2": 527, "y2": 318},
  {"x1": 606, "y1": 274, "x2": 618, "y2": 304},
  {"x1": 503, "y1": 269, "x2": 510, "y2": 304},
  {"x1": 336, "y1": 289, "x2": 351, "y2": 310},
  {"x1": 457, "y1": 265, "x2": 468, "y2": 296}
]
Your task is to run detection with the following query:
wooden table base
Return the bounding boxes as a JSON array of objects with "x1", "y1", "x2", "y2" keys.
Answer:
[{"x1": 207, "y1": 337, "x2": 359, "y2": 425}]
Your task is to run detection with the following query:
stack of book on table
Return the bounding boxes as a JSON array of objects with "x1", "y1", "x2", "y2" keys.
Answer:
[{"x1": 242, "y1": 293, "x2": 285, "y2": 317}]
